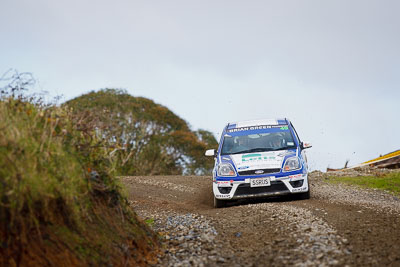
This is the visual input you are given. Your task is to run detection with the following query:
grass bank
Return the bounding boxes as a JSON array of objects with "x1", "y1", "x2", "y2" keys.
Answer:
[
  {"x1": 326, "y1": 171, "x2": 400, "y2": 196},
  {"x1": 0, "y1": 93, "x2": 160, "y2": 266}
]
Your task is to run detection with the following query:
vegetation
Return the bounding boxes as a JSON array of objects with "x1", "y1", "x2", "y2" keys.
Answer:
[
  {"x1": 64, "y1": 89, "x2": 217, "y2": 176},
  {"x1": 0, "y1": 71, "x2": 218, "y2": 265},
  {"x1": 326, "y1": 172, "x2": 400, "y2": 196},
  {"x1": 0, "y1": 72, "x2": 159, "y2": 266}
]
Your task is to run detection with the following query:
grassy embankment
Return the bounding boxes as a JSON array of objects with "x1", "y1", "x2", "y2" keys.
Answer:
[
  {"x1": 326, "y1": 172, "x2": 400, "y2": 196},
  {"x1": 0, "y1": 94, "x2": 160, "y2": 266}
]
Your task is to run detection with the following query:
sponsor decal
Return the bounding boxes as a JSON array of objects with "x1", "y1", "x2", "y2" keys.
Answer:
[
  {"x1": 218, "y1": 181, "x2": 231, "y2": 187},
  {"x1": 289, "y1": 174, "x2": 302, "y2": 179},
  {"x1": 227, "y1": 125, "x2": 288, "y2": 133},
  {"x1": 241, "y1": 153, "x2": 277, "y2": 163},
  {"x1": 292, "y1": 186, "x2": 308, "y2": 192},
  {"x1": 242, "y1": 153, "x2": 264, "y2": 162},
  {"x1": 232, "y1": 151, "x2": 285, "y2": 170},
  {"x1": 278, "y1": 151, "x2": 295, "y2": 157},
  {"x1": 215, "y1": 194, "x2": 231, "y2": 198},
  {"x1": 255, "y1": 170, "x2": 264, "y2": 174},
  {"x1": 238, "y1": 166, "x2": 250, "y2": 170}
]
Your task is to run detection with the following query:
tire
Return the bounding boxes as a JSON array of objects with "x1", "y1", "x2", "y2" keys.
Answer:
[
  {"x1": 296, "y1": 189, "x2": 310, "y2": 200},
  {"x1": 214, "y1": 196, "x2": 227, "y2": 208}
]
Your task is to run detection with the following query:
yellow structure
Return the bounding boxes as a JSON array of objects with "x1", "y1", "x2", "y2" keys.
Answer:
[{"x1": 362, "y1": 150, "x2": 400, "y2": 165}]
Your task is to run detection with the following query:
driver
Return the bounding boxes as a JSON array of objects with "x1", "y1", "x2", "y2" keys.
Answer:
[
  {"x1": 271, "y1": 135, "x2": 283, "y2": 148},
  {"x1": 233, "y1": 135, "x2": 248, "y2": 152}
]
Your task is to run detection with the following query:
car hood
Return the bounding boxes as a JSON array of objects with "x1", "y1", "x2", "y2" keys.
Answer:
[{"x1": 230, "y1": 150, "x2": 293, "y2": 171}]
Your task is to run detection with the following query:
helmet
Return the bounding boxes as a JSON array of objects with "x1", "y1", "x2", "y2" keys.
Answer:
[
  {"x1": 236, "y1": 135, "x2": 248, "y2": 145},
  {"x1": 271, "y1": 134, "x2": 283, "y2": 147}
]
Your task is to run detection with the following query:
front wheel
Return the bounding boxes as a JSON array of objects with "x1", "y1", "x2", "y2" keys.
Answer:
[
  {"x1": 296, "y1": 189, "x2": 310, "y2": 200},
  {"x1": 214, "y1": 196, "x2": 227, "y2": 208}
]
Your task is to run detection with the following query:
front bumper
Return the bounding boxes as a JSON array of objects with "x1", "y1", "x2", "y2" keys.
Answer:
[{"x1": 213, "y1": 173, "x2": 309, "y2": 200}]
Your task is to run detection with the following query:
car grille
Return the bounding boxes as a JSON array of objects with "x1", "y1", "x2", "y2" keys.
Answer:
[
  {"x1": 234, "y1": 181, "x2": 289, "y2": 196},
  {"x1": 238, "y1": 168, "x2": 281, "y2": 176}
]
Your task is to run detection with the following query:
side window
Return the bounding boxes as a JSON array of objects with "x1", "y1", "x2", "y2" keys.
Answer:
[
  {"x1": 290, "y1": 122, "x2": 301, "y2": 144},
  {"x1": 217, "y1": 127, "x2": 227, "y2": 153}
]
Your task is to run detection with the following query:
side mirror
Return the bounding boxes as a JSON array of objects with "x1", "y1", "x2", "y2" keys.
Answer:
[
  {"x1": 205, "y1": 149, "x2": 216, "y2": 157},
  {"x1": 301, "y1": 142, "x2": 312, "y2": 149}
]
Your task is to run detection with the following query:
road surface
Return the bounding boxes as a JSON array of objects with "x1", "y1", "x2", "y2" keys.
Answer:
[{"x1": 122, "y1": 173, "x2": 400, "y2": 266}]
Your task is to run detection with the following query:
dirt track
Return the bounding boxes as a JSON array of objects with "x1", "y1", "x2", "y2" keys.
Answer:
[{"x1": 122, "y1": 173, "x2": 400, "y2": 266}]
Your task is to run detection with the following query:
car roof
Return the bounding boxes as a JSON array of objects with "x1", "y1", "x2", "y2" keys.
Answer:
[{"x1": 227, "y1": 118, "x2": 289, "y2": 129}]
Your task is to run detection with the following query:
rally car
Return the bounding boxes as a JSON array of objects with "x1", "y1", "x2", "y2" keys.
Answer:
[{"x1": 205, "y1": 118, "x2": 312, "y2": 208}]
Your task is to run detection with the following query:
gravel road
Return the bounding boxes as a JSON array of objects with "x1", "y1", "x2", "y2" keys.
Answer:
[{"x1": 122, "y1": 172, "x2": 400, "y2": 266}]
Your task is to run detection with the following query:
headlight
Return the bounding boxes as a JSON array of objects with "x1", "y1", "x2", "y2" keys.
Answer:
[
  {"x1": 283, "y1": 157, "x2": 301, "y2": 172},
  {"x1": 218, "y1": 163, "x2": 236, "y2": 176}
]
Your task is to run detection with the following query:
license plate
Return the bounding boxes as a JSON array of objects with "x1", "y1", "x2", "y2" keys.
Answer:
[{"x1": 250, "y1": 177, "x2": 271, "y2": 187}]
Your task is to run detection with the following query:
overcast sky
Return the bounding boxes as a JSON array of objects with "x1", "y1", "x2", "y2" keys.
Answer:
[{"x1": 1, "y1": 0, "x2": 399, "y2": 171}]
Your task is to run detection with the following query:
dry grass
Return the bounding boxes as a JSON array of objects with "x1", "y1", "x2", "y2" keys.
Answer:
[
  {"x1": 0, "y1": 90, "x2": 159, "y2": 265},
  {"x1": 0, "y1": 98, "x2": 90, "y2": 237}
]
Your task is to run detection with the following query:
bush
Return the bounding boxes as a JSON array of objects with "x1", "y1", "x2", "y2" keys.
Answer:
[
  {"x1": 0, "y1": 72, "x2": 160, "y2": 265},
  {"x1": 0, "y1": 87, "x2": 121, "y2": 248}
]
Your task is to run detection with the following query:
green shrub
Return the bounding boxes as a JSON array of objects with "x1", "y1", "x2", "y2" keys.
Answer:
[
  {"x1": 0, "y1": 96, "x2": 120, "y2": 243},
  {"x1": 0, "y1": 73, "x2": 159, "y2": 265}
]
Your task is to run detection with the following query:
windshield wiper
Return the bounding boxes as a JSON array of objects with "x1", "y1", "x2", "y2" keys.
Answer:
[{"x1": 230, "y1": 147, "x2": 273, "y2": 154}]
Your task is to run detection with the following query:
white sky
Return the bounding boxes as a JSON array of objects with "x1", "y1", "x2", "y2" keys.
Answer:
[{"x1": 1, "y1": 0, "x2": 399, "y2": 171}]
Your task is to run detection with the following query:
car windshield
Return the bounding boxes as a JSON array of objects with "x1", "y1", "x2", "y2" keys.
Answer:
[{"x1": 220, "y1": 126, "x2": 296, "y2": 155}]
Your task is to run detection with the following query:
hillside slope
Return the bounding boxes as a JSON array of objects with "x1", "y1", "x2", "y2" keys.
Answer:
[{"x1": 0, "y1": 94, "x2": 160, "y2": 266}]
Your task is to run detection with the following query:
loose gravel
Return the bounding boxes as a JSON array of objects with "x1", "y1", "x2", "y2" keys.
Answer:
[
  {"x1": 131, "y1": 200, "x2": 348, "y2": 267},
  {"x1": 131, "y1": 202, "x2": 222, "y2": 267},
  {"x1": 123, "y1": 176, "x2": 196, "y2": 193},
  {"x1": 123, "y1": 170, "x2": 400, "y2": 266},
  {"x1": 248, "y1": 203, "x2": 347, "y2": 266}
]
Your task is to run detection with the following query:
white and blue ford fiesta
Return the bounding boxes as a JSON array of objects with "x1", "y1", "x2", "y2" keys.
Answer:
[{"x1": 205, "y1": 118, "x2": 312, "y2": 208}]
